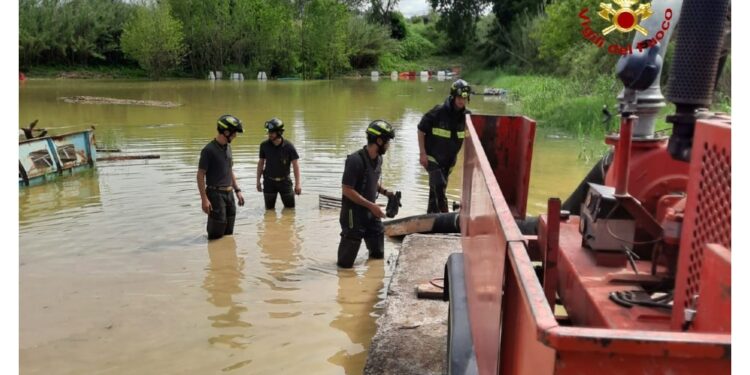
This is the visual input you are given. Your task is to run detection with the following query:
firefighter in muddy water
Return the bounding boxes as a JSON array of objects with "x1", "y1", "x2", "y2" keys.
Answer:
[
  {"x1": 418, "y1": 79, "x2": 471, "y2": 213},
  {"x1": 256, "y1": 118, "x2": 301, "y2": 210},
  {"x1": 197, "y1": 114, "x2": 245, "y2": 240},
  {"x1": 336, "y1": 120, "x2": 398, "y2": 268}
]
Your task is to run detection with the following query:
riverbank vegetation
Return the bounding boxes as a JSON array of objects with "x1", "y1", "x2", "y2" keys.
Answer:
[{"x1": 20, "y1": 0, "x2": 730, "y2": 135}]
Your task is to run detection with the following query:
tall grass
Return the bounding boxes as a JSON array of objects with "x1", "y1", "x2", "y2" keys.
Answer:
[{"x1": 466, "y1": 70, "x2": 619, "y2": 137}]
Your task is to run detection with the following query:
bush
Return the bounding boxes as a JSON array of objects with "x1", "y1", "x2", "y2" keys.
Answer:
[
  {"x1": 120, "y1": 2, "x2": 186, "y2": 80},
  {"x1": 388, "y1": 11, "x2": 408, "y2": 40},
  {"x1": 346, "y1": 17, "x2": 396, "y2": 69},
  {"x1": 396, "y1": 32, "x2": 437, "y2": 60}
]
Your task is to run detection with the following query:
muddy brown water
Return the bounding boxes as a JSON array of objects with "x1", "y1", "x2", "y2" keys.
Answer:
[{"x1": 19, "y1": 79, "x2": 594, "y2": 374}]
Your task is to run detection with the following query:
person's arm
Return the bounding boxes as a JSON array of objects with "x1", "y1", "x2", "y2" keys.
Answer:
[
  {"x1": 197, "y1": 169, "x2": 211, "y2": 214},
  {"x1": 231, "y1": 169, "x2": 244, "y2": 206},
  {"x1": 292, "y1": 159, "x2": 301, "y2": 195},
  {"x1": 418, "y1": 130, "x2": 428, "y2": 169},
  {"x1": 343, "y1": 184, "x2": 385, "y2": 218},
  {"x1": 256, "y1": 159, "x2": 265, "y2": 192}
]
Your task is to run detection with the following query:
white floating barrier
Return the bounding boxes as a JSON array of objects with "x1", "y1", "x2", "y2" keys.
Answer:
[
  {"x1": 390, "y1": 71, "x2": 398, "y2": 81},
  {"x1": 215, "y1": 71, "x2": 222, "y2": 80},
  {"x1": 208, "y1": 71, "x2": 215, "y2": 80}
]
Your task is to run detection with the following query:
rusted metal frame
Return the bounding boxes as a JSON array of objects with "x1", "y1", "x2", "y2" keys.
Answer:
[
  {"x1": 501, "y1": 240, "x2": 557, "y2": 375},
  {"x1": 46, "y1": 137, "x2": 65, "y2": 176},
  {"x1": 461, "y1": 116, "x2": 527, "y2": 374},
  {"x1": 505, "y1": 238, "x2": 728, "y2": 359},
  {"x1": 542, "y1": 327, "x2": 730, "y2": 357},
  {"x1": 469, "y1": 115, "x2": 536, "y2": 219},
  {"x1": 506, "y1": 240, "x2": 560, "y2": 332},
  {"x1": 614, "y1": 194, "x2": 664, "y2": 238},
  {"x1": 507, "y1": 237, "x2": 731, "y2": 357},
  {"x1": 554, "y1": 219, "x2": 659, "y2": 328},
  {"x1": 672, "y1": 119, "x2": 731, "y2": 330},
  {"x1": 462, "y1": 115, "x2": 525, "y2": 242},
  {"x1": 543, "y1": 198, "x2": 560, "y2": 309},
  {"x1": 693, "y1": 243, "x2": 731, "y2": 333}
]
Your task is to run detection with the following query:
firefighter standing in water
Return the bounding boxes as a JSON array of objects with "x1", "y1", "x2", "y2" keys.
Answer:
[
  {"x1": 337, "y1": 120, "x2": 397, "y2": 268},
  {"x1": 197, "y1": 115, "x2": 245, "y2": 240},
  {"x1": 417, "y1": 79, "x2": 471, "y2": 213},
  {"x1": 256, "y1": 118, "x2": 301, "y2": 209}
]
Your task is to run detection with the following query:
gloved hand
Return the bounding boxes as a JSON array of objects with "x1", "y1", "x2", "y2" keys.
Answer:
[{"x1": 386, "y1": 191, "x2": 402, "y2": 218}]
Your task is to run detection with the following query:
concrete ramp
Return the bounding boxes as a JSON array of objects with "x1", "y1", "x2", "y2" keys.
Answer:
[{"x1": 364, "y1": 234, "x2": 459, "y2": 375}]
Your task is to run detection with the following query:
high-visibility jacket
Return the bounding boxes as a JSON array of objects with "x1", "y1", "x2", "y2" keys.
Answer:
[{"x1": 417, "y1": 97, "x2": 470, "y2": 169}]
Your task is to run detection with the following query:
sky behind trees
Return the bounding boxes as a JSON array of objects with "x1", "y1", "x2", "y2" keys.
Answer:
[{"x1": 398, "y1": 0, "x2": 430, "y2": 16}]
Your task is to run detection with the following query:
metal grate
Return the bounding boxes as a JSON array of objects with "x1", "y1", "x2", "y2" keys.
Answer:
[{"x1": 683, "y1": 142, "x2": 731, "y2": 310}]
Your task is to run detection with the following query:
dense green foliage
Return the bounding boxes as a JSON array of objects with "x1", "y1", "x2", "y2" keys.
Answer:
[
  {"x1": 347, "y1": 17, "x2": 396, "y2": 69},
  {"x1": 19, "y1": 0, "x2": 134, "y2": 68},
  {"x1": 120, "y1": 2, "x2": 186, "y2": 80},
  {"x1": 429, "y1": 0, "x2": 487, "y2": 53},
  {"x1": 300, "y1": 0, "x2": 350, "y2": 79}
]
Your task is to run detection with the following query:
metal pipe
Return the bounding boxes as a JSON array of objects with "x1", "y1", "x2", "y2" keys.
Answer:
[
  {"x1": 666, "y1": 0, "x2": 731, "y2": 161},
  {"x1": 614, "y1": 116, "x2": 635, "y2": 195},
  {"x1": 616, "y1": 0, "x2": 682, "y2": 138}
]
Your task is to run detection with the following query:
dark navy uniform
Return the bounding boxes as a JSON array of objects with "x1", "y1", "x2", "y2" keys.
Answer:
[
  {"x1": 259, "y1": 138, "x2": 299, "y2": 209},
  {"x1": 199, "y1": 140, "x2": 237, "y2": 239},
  {"x1": 337, "y1": 147, "x2": 384, "y2": 268},
  {"x1": 418, "y1": 97, "x2": 470, "y2": 213}
]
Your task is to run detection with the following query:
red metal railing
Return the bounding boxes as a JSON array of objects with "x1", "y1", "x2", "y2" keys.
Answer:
[{"x1": 460, "y1": 115, "x2": 535, "y2": 374}]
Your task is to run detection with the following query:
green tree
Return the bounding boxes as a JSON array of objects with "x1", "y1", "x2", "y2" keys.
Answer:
[
  {"x1": 230, "y1": 0, "x2": 295, "y2": 75},
  {"x1": 532, "y1": 0, "x2": 626, "y2": 74},
  {"x1": 300, "y1": 0, "x2": 350, "y2": 78},
  {"x1": 19, "y1": 0, "x2": 134, "y2": 68},
  {"x1": 370, "y1": 0, "x2": 400, "y2": 25},
  {"x1": 168, "y1": 0, "x2": 232, "y2": 76},
  {"x1": 346, "y1": 16, "x2": 396, "y2": 68},
  {"x1": 430, "y1": 0, "x2": 489, "y2": 53},
  {"x1": 120, "y1": 2, "x2": 186, "y2": 79}
]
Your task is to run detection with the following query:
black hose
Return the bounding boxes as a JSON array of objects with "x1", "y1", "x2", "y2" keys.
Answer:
[
  {"x1": 561, "y1": 152, "x2": 612, "y2": 215},
  {"x1": 432, "y1": 212, "x2": 460, "y2": 233}
]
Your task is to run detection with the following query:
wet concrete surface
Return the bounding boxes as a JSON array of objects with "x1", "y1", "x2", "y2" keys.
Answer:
[{"x1": 364, "y1": 234, "x2": 461, "y2": 375}]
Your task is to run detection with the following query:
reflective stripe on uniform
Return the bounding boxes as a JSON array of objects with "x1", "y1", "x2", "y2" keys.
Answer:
[
  {"x1": 432, "y1": 128, "x2": 451, "y2": 138},
  {"x1": 367, "y1": 128, "x2": 381, "y2": 135},
  {"x1": 348, "y1": 209, "x2": 353, "y2": 229},
  {"x1": 427, "y1": 155, "x2": 438, "y2": 164},
  {"x1": 457, "y1": 131, "x2": 465, "y2": 139}
]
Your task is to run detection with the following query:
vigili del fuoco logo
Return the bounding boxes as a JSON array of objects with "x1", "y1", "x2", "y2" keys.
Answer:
[{"x1": 580, "y1": 0, "x2": 673, "y2": 55}]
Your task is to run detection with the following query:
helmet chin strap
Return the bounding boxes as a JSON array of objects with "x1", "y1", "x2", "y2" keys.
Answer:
[
  {"x1": 223, "y1": 131, "x2": 234, "y2": 143},
  {"x1": 376, "y1": 138, "x2": 388, "y2": 155}
]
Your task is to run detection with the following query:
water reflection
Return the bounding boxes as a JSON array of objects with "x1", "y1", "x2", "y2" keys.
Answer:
[
  {"x1": 258, "y1": 210, "x2": 303, "y2": 286},
  {"x1": 203, "y1": 236, "x2": 253, "y2": 349},
  {"x1": 328, "y1": 262, "x2": 385, "y2": 374},
  {"x1": 18, "y1": 170, "x2": 102, "y2": 224}
]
